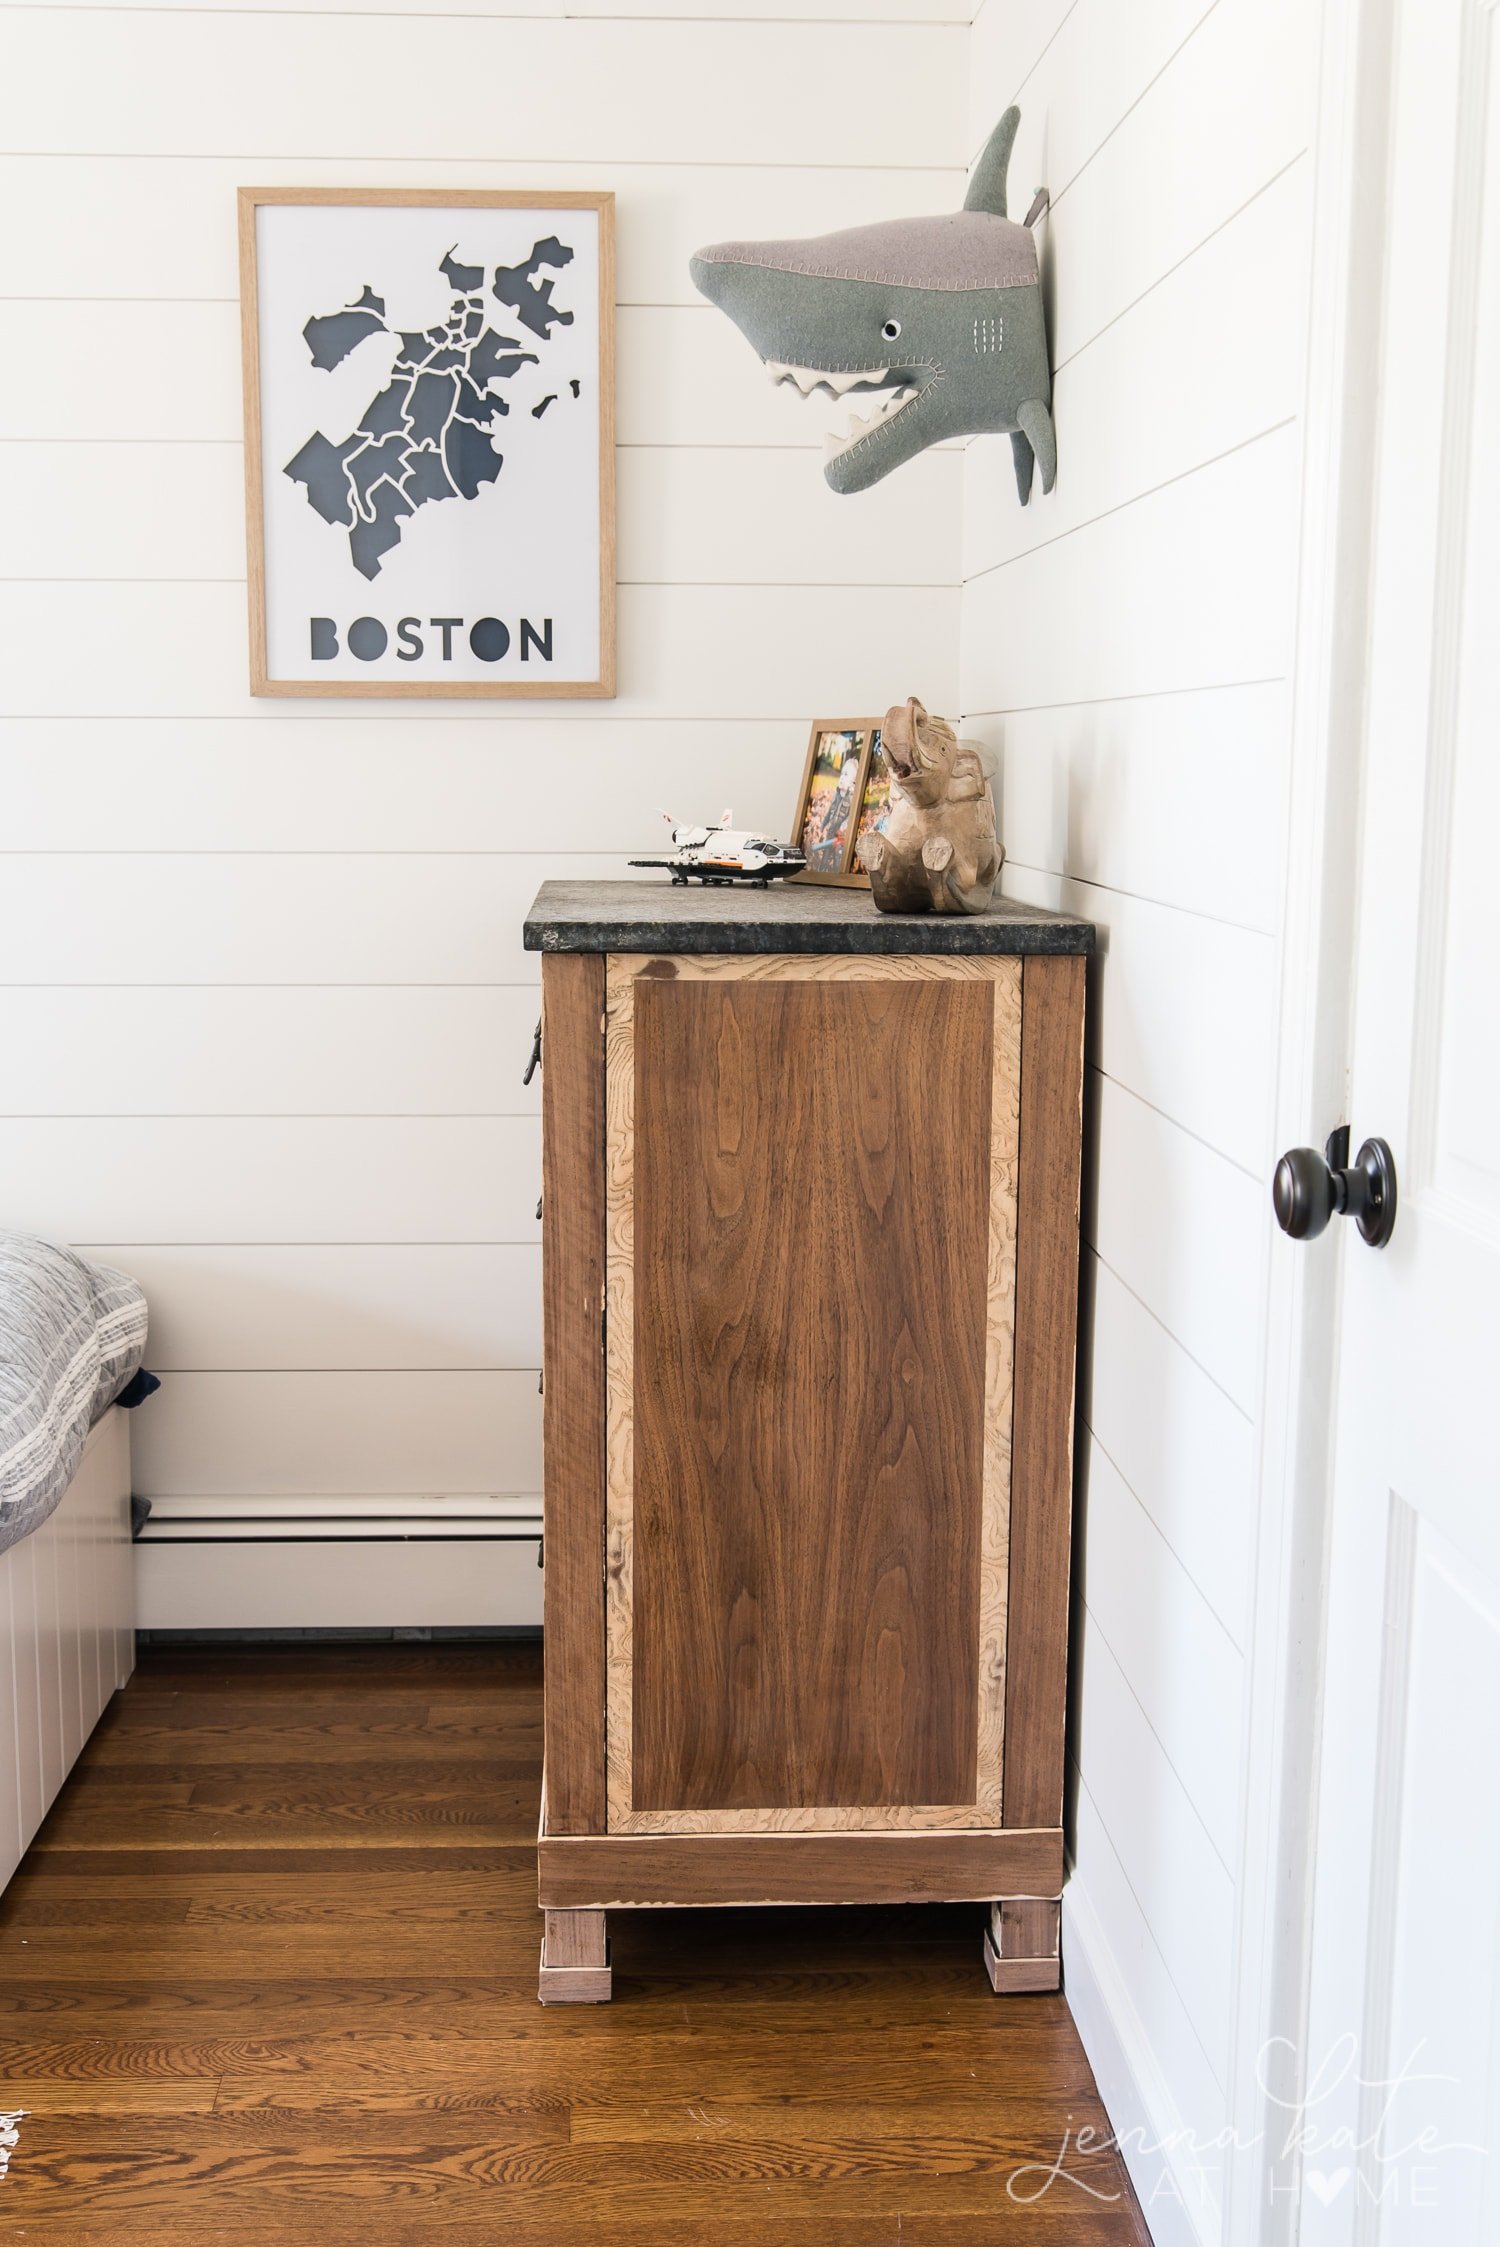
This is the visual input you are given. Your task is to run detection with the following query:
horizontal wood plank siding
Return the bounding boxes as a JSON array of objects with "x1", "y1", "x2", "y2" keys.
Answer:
[
  {"x1": 1, "y1": 18, "x2": 962, "y2": 165},
  {"x1": 0, "y1": 989, "x2": 547, "y2": 1117},
  {"x1": 0, "y1": 1118, "x2": 543, "y2": 1244},
  {"x1": 0, "y1": 303, "x2": 967, "y2": 458},
  {"x1": 3, "y1": 721, "x2": 800, "y2": 853},
  {"x1": 0, "y1": 584, "x2": 958, "y2": 721},
  {"x1": 963, "y1": 0, "x2": 1316, "y2": 2222},
  {"x1": 127, "y1": 1371, "x2": 543, "y2": 1498},
  {"x1": 1004, "y1": 865, "x2": 1277, "y2": 1180},
  {"x1": 69, "y1": 1245, "x2": 543, "y2": 1372},
  {"x1": 0, "y1": 5, "x2": 963, "y2": 1616},
  {"x1": 0, "y1": 156, "x2": 966, "y2": 304},
  {"x1": 2, "y1": 444, "x2": 962, "y2": 589},
  {"x1": 1085, "y1": 1253, "x2": 1254, "y2": 1652},
  {"x1": 990, "y1": 686, "x2": 1289, "y2": 938}
]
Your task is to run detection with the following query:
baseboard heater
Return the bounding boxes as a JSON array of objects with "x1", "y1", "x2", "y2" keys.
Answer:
[{"x1": 135, "y1": 1496, "x2": 544, "y2": 1630}]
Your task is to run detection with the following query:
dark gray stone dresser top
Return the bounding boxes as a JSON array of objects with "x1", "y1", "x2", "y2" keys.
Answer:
[{"x1": 524, "y1": 880, "x2": 1094, "y2": 957}]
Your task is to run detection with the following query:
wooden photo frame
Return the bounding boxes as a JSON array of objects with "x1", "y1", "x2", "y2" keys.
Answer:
[
  {"x1": 238, "y1": 188, "x2": 615, "y2": 699},
  {"x1": 790, "y1": 718, "x2": 889, "y2": 887}
]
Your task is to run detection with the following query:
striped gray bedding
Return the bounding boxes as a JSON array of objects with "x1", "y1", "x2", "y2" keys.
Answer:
[{"x1": 0, "y1": 1234, "x2": 148, "y2": 1557}]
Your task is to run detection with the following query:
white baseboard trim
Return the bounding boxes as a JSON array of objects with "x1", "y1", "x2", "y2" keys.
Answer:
[
  {"x1": 135, "y1": 1525, "x2": 543, "y2": 1630},
  {"x1": 1063, "y1": 1878, "x2": 1217, "y2": 2247},
  {"x1": 137, "y1": 1493, "x2": 541, "y2": 1539}
]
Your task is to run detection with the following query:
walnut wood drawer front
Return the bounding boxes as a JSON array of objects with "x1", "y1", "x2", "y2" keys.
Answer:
[
  {"x1": 540, "y1": 946, "x2": 1085, "y2": 1865},
  {"x1": 607, "y1": 952, "x2": 1021, "y2": 1837}
]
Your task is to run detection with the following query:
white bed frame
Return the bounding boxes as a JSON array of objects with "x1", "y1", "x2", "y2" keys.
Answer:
[{"x1": 0, "y1": 1405, "x2": 135, "y2": 1894}]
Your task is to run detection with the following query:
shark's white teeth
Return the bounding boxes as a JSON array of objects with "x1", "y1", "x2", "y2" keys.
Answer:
[
  {"x1": 765, "y1": 359, "x2": 888, "y2": 396},
  {"x1": 823, "y1": 384, "x2": 919, "y2": 459},
  {"x1": 763, "y1": 356, "x2": 922, "y2": 460}
]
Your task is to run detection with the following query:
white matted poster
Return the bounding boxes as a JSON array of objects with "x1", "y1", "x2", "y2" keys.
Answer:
[{"x1": 239, "y1": 190, "x2": 615, "y2": 698}]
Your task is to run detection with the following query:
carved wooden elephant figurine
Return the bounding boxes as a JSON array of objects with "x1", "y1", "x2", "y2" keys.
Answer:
[{"x1": 857, "y1": 697, "x2": 1003, "y2": 916}]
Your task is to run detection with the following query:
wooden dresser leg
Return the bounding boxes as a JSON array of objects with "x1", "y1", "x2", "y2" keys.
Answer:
[
  {"x1": 983, "y1": 1897, "x2": 1061, "y2": 1992},
  {"x1": 538, "y1": 1908, "x2": 612, "y2": 2005}
]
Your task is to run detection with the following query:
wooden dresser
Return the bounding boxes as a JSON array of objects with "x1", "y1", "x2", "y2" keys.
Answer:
[{"x1": 524, "y1": 880, "x2": 1093, "y2": 2002}]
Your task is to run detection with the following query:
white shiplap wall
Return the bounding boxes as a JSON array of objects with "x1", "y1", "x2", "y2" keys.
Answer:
[
  {"x1": 5, "y1": 4, "x2": 1326, "y2": 2203},
  {"x1": 962, "y1": 0, "x2": 1316, "y2": 2236},
  {"x1": 0, "y1": 3, "x2": 967, "y2": 1576}
]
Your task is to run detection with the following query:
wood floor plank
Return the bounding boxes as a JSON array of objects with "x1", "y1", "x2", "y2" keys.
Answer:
[
  {"x1": 0, "y1": 1928, "x2": 1049, "y2": 2000},
  {"x1": 29, "y1": 1786, "x2": 538, "y2": 1849},
  {"x1": 0, "y1": 1933, "x2": 553, "y2": 1976},
  {"x1": 0, "y1": 2162, "x2": 1145, "y2": 2233},
  {"x1": 70, "y1": 1757, "x2": 541, "y2": 1791},
  {"x1": 105, "y1": 1693, "x2": 542, "y2": 1733},
  {"x1": 0, "y1": 2221, "x2": 905, "y2": 2247},
  {"x1": 93, "y1": 1723, "x2": 542, "y2": 1765},
  {"x1": 0, "y1": 1643, "x2": 1149, "y2": 2242},
  {"x1": 0, "y1": 1893, "x2": 197, "y2": 1929},
  {"x1": 209, "y1": 2027, "x2": 1103, "y2": 2098},
  {"x1": 0, "y1": 2080, "x2": 223, "y2": 2115},
  {"x1": 1, "y1": 2119, "x2": 1121, "y2": 2184},
  {"x1": 15, "y1": 1846, "x2": 538, "y2": 1876}
]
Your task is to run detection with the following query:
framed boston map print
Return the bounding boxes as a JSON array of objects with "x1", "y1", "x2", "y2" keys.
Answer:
[{"x1": 238, "y1": 189, "x2": 615, "y2": 698}]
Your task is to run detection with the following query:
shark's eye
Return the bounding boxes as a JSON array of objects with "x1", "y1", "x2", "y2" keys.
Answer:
[{"x1": 881, "y1": 319, "x2": 902, "y2": 341}]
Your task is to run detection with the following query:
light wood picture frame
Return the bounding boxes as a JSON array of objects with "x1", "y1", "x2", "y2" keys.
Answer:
[
  {"x1": 238, "y1": 188, "x2": 616, "y2": 699},
  {"x1": 790, "y1": 718, "x2": 889, "y2": 887}
]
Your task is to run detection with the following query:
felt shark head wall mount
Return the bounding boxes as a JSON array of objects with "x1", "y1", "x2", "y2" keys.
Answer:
[{"x1": 690, "y1": 107, "x2": 1054, "y2": 503}]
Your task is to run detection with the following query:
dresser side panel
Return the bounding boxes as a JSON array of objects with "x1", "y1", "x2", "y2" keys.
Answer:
[
  {"x1": 542, "y1": 952, "x2": 608, "y2": 1834},
  {"x1": 1003, "y1": 952, "x2": 1087, "y2": 1829}
]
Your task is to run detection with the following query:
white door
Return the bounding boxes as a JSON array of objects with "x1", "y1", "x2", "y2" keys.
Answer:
[{"x1": 1296, "y1": 0, "x2": 1500, "y2": 2237}]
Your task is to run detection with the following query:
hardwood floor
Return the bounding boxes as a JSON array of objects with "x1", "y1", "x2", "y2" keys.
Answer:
[{"x1": 0, "y1": 1643, "x2": 1150, "y2": 2243}]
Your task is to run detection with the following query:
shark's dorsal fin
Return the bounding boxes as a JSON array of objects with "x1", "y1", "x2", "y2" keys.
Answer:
[{"x1": 964, "y1": 106, "x2": 1020, "y2": 218}]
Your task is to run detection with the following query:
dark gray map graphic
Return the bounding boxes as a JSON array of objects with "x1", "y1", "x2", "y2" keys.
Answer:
[{"x1": 284, "y1": 237, "x2": 579, "y2": 580}]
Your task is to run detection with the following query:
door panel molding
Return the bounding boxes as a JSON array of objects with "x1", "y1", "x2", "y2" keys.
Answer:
[
  {"x1": 1223, "y1": 1, "x2": 1401, "y2": 2234},
  {"x1": 1349, "y1": 1488, "x2": 1417, "y2": 2241},
  {"x1": 1411, "y1": 0, "x2": 1500, "y2": 1232}
]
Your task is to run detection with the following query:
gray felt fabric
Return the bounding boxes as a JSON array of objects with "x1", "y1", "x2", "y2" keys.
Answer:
[
  {"x1": 964, "y1": 107, "x2": 1022, "y2": 217},
  {"x1": 693, "y1": 213, "x2": 1039, "y2": 293},
  {"x1": 0, "y1": 1234, "x2": 147, "y2": 1557},
  {"x1": 690, "y1": 103, "x2": 1056, "y2": 502}
]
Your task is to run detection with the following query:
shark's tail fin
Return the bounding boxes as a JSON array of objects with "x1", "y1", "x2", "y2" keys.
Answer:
[{"x1": 963, "y1": 106, "x2": 1020, "y2": 218}]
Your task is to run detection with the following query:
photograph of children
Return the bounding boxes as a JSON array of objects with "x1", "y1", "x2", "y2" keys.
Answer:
[
  {"x1": 854, "y1": 727, "x2": 892, "y2": 856},
  {"x1": 799, "y1": 729, "x2": 864, "y2": 870}
]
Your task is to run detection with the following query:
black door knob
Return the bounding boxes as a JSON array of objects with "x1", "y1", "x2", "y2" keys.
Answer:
[
  {"x1": 1272, "y1": 1144, "x2": 1337, "y2": 1240},
  {"x1": 1272, "y1": 1127, "x2": 1397, "y2": 1249}
]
